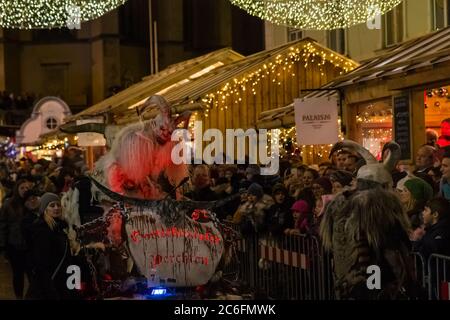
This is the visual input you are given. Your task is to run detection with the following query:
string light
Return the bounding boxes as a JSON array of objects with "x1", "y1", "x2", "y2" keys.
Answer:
[
  {"x1": 200, "y1": 42, "x2": 358, "y2": 114},
  {"x1": 0, "y1": 0, "x2": 128, "y2": 29},
  {"x1": 229, "y1": 0, "x2": 402, "y2": 30},
  {"x1": 267, "y1": 119, "x2": 344, "y2": 164}
]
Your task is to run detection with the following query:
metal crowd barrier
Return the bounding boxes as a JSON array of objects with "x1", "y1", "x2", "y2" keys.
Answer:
[
  {"x1": 221, "y1": 221, "x2": 329, "y2": 300},
  {"x1": 222, "y1": 221, "x2": 450, "y2": 300},
  {"x1": 411, "y1": 252, "x2": 427, "y2": 290},
  {"x1": 427, "y1": 254, "x2": 450, "y2": 300}
]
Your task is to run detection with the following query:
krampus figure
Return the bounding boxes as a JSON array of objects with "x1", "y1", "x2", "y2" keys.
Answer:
[
  {"x1": 102, "y1": 95, "x2": 191, "y2": 199},
  {"x1": 320, "y1": 140, "x2": 423, "y2": 300},
  {"x1": 62, "y1": 95, "x2": 191, "y2": 200}
]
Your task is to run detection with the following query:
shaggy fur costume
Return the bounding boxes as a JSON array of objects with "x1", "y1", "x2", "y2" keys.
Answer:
[{"x1": 320, "y1": 183, "x2": 422, "y2": 300}]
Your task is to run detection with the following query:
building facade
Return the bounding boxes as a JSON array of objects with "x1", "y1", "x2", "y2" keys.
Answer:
[
  {"x1": 265, "y1": 0, "x2": 449, "y2": 62},
  {"x1": 0, "y1": 0, "x2": 264, "y2": 127}
]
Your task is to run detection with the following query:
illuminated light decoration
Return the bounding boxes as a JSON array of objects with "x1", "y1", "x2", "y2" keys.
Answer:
[
  {"x1": 228, "y1": 0, "x2": 402, "y2": 30},
  {"x1": 199, "y1": 43, "x2": 357, "y2": 116},
  {"x1": 267, "y1": 120, "x2": 344, "y2": 164},
  {"x1": 0, "y1": 0, "x2": 128, "y2": 29}
]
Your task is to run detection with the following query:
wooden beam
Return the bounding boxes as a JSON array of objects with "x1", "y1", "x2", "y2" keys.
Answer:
[
  {"x1": 343, "y1": 81, "x2": 392, "y2": 104},
  {"x1": 387, "y1": 64, "x2": 450, "y2": 90}
]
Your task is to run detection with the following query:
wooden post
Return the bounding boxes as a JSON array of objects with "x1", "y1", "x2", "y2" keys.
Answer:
[{"x1": 410, "y1": 89, "x2": 426, "y2": 160}]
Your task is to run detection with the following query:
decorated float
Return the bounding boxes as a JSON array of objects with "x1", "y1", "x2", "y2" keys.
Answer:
[{"x1": 62, "y1": 95, "x2": 240, "y2": 299}]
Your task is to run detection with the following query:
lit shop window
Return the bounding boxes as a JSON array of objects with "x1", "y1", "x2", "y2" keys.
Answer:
[{"x1": 356, "y1": 101, "x2": 393, "y2": 159}]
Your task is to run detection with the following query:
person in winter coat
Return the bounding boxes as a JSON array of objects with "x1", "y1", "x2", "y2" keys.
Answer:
[
  {"x1": 20, "y1": 189, "x2": 42, "y2": 275},
  {"x1": 413, "y1": 197, "x2": 450, "y2": 299},
  {"x1": 413, "y1": 198, "x2": 450, "y2": 260},
  {"x1": 0, "y1": 178, "x2": 33, "y2": 299},
  {"x1": 233, "y1": 183, "x2": 273, "y2": 235},
  {"x1": 185, "y1": 165, "x2": 218, "y2": 202},
  {"x1": 320, "y1": 140, "x2": 422, "y2": 300},
  {"x1": 264, "y1": 183, "x2": 294, "y2": 237},
  {"x1": 285, "y1": 200, "x2": 312, "y2": 235},
  {"x1": 26, "y1": 193, "x2": 79, "y2": 300}
]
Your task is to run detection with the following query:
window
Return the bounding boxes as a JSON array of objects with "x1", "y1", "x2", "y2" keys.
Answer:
[
  {"x1": 287, "y1": 28, "x2": 303, "y2": 42},
  {"x1": 383, "y1": 2, "x2": 404, "y2": 47},
  {"x1": 432, "y1": 0, "x2": 450, "y2": 30},
  {"x1": 46, "y1": 117, "x2": 58, "y2": 130},
  {"x1": 328, "y1": 29, "x2": 346, "y2": 55}
]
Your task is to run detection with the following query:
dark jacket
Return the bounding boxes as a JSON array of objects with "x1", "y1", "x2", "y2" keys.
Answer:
[
  {"x1": 0, "y1": 197, "x2": 27, "y2": 250},
  {"x1": 73, "y1": 175, "x2": 103, "y2": 224},
  {"x1": 26, "y1": 218, "x2": 76, "y2": 300},
  {"x1": 413, "y1": 219, "x2": 450, "y2": 261},
  {"x1": 185, "y1": 186, "x2": 218, "y2": 202},
  {"x1": 265, "y1": 198, "x2": 294, "y2": 236}
]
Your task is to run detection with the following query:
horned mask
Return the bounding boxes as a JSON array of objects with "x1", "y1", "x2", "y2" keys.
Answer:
[{"x1": 330, "y1": 140, "x2": 401, "y2": 188}]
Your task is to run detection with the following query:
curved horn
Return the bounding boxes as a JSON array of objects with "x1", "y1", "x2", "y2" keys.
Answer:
[
  {"x1": 331, "y1": 139, "x2": 378, "y2": 165},
  {"x1": 142, "y1": 95, "x2": 171, "y2": 118},
  {"x1": 382, "y1": 141, "x2": 401, "y2": 172},
  {"x1": 60, "y1": 123, "x2": 106, "y2": 135}
]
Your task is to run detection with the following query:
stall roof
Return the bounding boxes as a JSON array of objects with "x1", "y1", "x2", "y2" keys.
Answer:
[
  {"x1": 113, "y1": 37, "x2": 357, "y2": 124},
  {"x1": 69, "y1": 48, "x2": 244, "y2": 120},
  {"x1": 257, "y1": 27, "x2": 450, "y2": 129},
  {"x1": 325, "y1": 27, "x2": 450, "y2": 88}
]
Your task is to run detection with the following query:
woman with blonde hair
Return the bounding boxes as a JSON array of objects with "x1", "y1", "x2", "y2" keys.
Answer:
[{"x1": 27, "y1": 193, "x2": 79, "y2": 300}]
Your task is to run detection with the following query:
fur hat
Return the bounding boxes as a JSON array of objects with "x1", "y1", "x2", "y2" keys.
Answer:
[
  {"x1": 39, "y1": 192, "x2": 60, "y2": 215},
  {"x1": 247, "y1": 183, "x2": 264, "y2": 199},
  {"x1": 291, "y1": 200, "x2": 310, "y2": 213},
  {"x1": 330, "y1": 140, "x2": 401, "y2": 188}
]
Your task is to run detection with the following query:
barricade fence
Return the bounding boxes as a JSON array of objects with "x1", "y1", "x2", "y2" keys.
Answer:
[{"x1": 222, "y1": 221, "x2": 450, "y2": 300}]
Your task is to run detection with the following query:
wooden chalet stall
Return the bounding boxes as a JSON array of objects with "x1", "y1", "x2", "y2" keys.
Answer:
[
  {"x1": 321, "y1": 27, "x2": 450, "y2": 161},
  {"x1": 41, "y1": 48, "x2": 244, "y2": 168},
  {"x1": 60, "y1": 40, "x2": 358, "y2": 167},
  {"x1": 114, "y1": 39, "x2": 357, "y2": 165}
]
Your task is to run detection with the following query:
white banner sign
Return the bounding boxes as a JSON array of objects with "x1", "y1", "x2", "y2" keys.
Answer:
[
  {"x1": 294, "y1": 96, "x2": 339, "y2": 145},
  {"x1": 125, "y1": 209, "x2": 224, "y2": 287}
]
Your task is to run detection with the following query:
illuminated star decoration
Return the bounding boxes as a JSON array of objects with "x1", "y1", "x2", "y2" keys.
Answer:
[
  {"x1": 0, "y1": 0, "x2": 129, "y2": 29},
  {"x1": 229, "y1": 0, "x2": 403, "y2": 30}
]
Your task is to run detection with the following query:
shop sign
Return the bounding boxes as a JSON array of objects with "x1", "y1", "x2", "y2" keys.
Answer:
[
  {"x1": 294, "y1": 96, "x2": 339, "y2": 145},
  {"x1": 393, "y1": 94, "x2": 412, "y2": 160}
]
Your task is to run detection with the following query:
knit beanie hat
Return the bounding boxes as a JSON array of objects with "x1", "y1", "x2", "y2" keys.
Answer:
[
  {"x1": 272, "y1": 183, "x2": 288, "y2": 196},
  {"x1": 397, "y1": 176, "x2": 433, "y2": 202},
  {"x1": 330, "y1": 170, "x2": 353, "y2": 187},
  {"x1": 291, "y1": 200, "x2": 310, "y2": 213},
  {"x1": 404, "y1": 178, "x2": 434, "y2": 203},
  {"x1": 247, "y1": 183, "x2": 264, "y2": 199},
  {"x1": 39, "y1": 192, "x2": 60, "y2": 215},
  {"x1": 312, "y1": 177, "x2": 333, "y2": 194}
]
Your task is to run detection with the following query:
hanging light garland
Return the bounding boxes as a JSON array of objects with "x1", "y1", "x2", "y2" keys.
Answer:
[
  {"x1": 229, "y1": 0, "x2": 403, "y2": 30},
  {"x1": 0, "y1": 0, "x2": 128, "y2": 29},
  {"x1": 200, "y1": 42, "x2": 357, "y2": 117}
]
